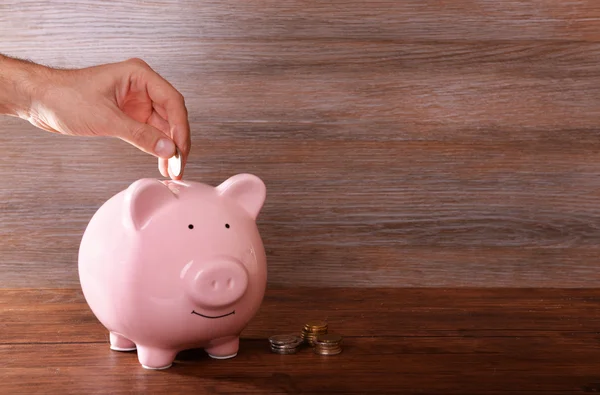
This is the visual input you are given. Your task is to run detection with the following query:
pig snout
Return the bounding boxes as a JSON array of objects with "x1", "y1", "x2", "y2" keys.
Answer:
[{"x1": 184, "y1": 259, "x2": 249, "y2": 308}]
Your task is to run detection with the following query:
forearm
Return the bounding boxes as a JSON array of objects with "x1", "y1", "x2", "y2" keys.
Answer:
[{"x1": 0, "y1": 54, "x2": 48, "y2": 118}]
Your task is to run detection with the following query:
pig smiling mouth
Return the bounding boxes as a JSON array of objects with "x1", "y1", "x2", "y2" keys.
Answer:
[{"x1": 191, "y1": 310, "x2": 235, "y2": 319}]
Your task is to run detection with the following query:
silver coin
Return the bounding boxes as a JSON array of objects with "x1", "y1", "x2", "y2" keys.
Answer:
[
  {"x1": 269, "y1": 335, "x2": 301, "y2": 345},
  {"x1": 270, "y1": 346, "x2": 298, "y2": 354},
  {"x1": 168, "y1": 146, "x2": 182, "y2": 177},
  {"x1": 270, "y1": 341, "x2": 303, "y2": 349}
]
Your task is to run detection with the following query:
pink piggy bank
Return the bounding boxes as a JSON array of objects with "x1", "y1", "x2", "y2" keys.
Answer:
[{"x1": 78, "y1": 174, "x2": 267, "y2": 369}]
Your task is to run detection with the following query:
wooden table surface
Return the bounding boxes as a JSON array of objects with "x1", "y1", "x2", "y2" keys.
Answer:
[{"x1": 3, "y1": 287, "x2": 600, "y2": 394}]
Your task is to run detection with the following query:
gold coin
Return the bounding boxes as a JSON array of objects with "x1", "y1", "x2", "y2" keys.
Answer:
[
  {"x1": 305, "y1": 327, "x2": 327, "y2": 333},
  {"x1": 314, "y1": 347, "x2": 342, "y2": 355},
  {"x1": 315, "y1": 342, "x2": 341, "y2": 348},
  {"x1": 316, "y1": 333, "x2": 342, "y2": 343},
  {"x1": 304, "y1": 326, "x2": 327, "y2": 331},
  {"x1": 315, "y1": 344, "x2": 342, "y2": 350},
  {"x1": 305, "y1": 321, "x2": 327, "y2": 329},
  {"x1": 315, "y1": 345, "x2": 342, "y2": 351}
]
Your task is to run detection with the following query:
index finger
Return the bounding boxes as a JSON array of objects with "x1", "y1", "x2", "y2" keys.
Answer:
[{"x1": 131, "y1": 60, "x2": 191, "y2": 177}]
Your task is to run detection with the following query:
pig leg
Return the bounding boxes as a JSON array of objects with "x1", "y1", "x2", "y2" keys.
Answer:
[
  {"x1": 109, "y1": 332, "x2": 136, "y2": 351},
  {"x1": 136, "y1": 346, "x2": 177, "y2": 370},
  {"x1": 205, "y1": 335, "x2": 239, "y2": 359}
]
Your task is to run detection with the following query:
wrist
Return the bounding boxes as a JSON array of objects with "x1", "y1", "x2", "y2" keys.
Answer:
[{"x1": 0, "y1": 55, "x2": 51, "y2": 118}]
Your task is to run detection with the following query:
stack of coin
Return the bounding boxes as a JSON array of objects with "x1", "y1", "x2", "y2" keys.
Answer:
[
  {"x1": 301, "y1": 321, "x2": 328, "y2": 346},
  {"x1": 268, "y1": 334, "x2": 303, "y2": 354},
  {"x1": 313, "y1": 333, "x2": 343, "y2": 355}
]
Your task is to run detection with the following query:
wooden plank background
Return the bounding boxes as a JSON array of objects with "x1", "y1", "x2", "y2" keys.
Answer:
[{"x1": 2, "y1": 0, "x2": 600, "y2": 288}]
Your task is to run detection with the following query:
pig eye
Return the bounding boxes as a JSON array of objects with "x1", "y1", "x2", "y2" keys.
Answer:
[
  {"x1": 225, "y1": 223, "x2": 230, "y2": 229},
  {"x1": 188, "y1": 224, "x2": 194, "y2": 229}
]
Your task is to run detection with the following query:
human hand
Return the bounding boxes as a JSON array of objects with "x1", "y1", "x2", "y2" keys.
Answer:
[{"x1": 4, "y1": 57, "x2": 190, "y2": 179}]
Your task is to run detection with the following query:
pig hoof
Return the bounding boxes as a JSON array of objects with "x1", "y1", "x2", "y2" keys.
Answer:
[
  {"x1": 142, "y1": 363, "x2": 173, "y2": 370},
  {"x1": 205, "y1": 335, "x2": 240, "y2": 358},
  {"x1": 109, "y1": 332, "x2": 136, "y2": 351},
  {"x1": 136, "y1": 346, "x2": 177, "y2": 370},
  {"x1": 110, "y1": 345, "x2": 137, "y2": 352},
  {"x1": 208, "y1": 352, "x2": 237, "y2": 360}
]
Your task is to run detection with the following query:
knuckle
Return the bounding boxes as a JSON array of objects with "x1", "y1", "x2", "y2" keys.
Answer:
[
  {"x1": 126, "y1": 57, "x2": 149, "y2": 69},
  {"x1": 129, "y1": 124, "x2": 147, "y2": 141},
  {"x1": 175, "y1": 91, "x2": 185, "y2": 105}
]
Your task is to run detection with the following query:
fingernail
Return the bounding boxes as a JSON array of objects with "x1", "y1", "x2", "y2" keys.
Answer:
[{"x1": 155, "y1": 138, "x2": 175, "y2": 158}]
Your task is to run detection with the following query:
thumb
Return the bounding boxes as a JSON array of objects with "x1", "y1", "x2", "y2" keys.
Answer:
[{"x1": 117, "y1": 116, "x2": 176, "y2": 159}]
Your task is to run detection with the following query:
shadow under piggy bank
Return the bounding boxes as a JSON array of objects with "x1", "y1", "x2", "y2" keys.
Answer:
[{"x1": 170, "y1": 339, "x2": 305, "y2": 394}]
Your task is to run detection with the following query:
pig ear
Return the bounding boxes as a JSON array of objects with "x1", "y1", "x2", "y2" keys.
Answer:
[
  {"x1": 123, "y1": 178, "x2": 175, "y2": 231},
  {"x1": 216, "y1": 174, "x2": 266, "y2": 219}
]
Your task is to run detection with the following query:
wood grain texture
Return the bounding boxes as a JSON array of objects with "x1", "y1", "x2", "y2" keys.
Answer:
[
  {"x1": 4, "y1": 287, "x2": 600, "y2": 394},
  {"x1": 2, "y1": 0, "x2": 600, "y2": 42},
  {"x1": 2, "y1": 1, "x2": 600, "y2": 287}
]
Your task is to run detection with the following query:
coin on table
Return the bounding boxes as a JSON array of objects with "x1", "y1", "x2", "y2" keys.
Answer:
[
  {"x1": 271, "y1": 348, "x2": 298, "y2": 355},
  {"x1": 271, "y1": 341, "x2": 303, "y2": 349},
  {"x1": 314, "y1": 347, "x2": 342, "y2": 355},
  {"x1": 168, "y1": 146, "x2": 182, "y2": 177},
  {"x1": 269, "y1": 335, "x2": 300, "y2": 345},
  {"x1": 305, "y1": 321, "x2": 327, "y2": 329},
  {"x1": 316, "y1": 333, "x2": 343, "y2": 344}
]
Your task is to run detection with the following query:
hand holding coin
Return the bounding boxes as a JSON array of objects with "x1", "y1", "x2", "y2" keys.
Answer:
[{"x1": 0, "y1": 54, "x2": 190, "y2": 180}]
